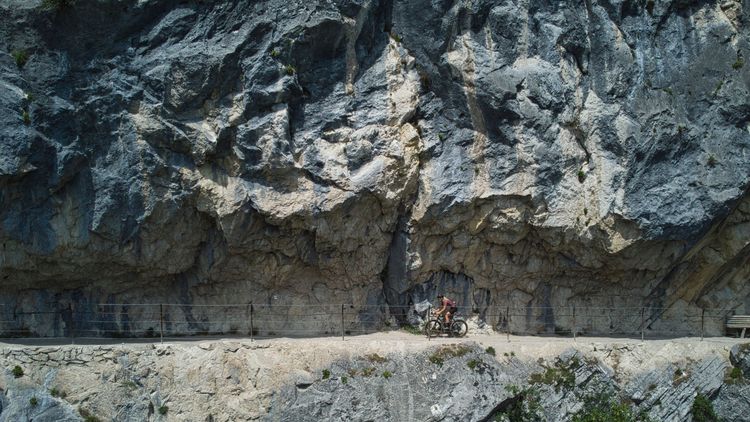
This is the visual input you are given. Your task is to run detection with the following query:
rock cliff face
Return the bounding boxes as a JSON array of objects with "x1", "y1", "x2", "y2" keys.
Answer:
[
  {"x1": 0, "y1": 338, "x2": 749, "y2": 421},
  {"x1": 1, "y1": 0, "x2": 749, "y2": 336}
]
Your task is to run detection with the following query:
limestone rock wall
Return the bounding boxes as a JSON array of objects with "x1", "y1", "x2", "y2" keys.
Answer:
[
  {"x1": 1, "y1": 0, "x2": 749, "y2": 336},
  {"x1": 0, "y1": 338, "x2": 748, "y2": 421}
]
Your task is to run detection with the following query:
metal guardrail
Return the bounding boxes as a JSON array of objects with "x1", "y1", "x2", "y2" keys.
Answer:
[{"x1": 0, "y1": 302, "x2": 743, "y2": 342}]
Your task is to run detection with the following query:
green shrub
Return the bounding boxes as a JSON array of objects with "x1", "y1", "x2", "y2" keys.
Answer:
[
  {"x1": 284, "y1": 64, "x2": 296, "y2": 75},
  {"x1": 529, "y1": 359, "x2": 577, "y2": 393},
  {"x1": 30, "y1": 396, "x2": 38, "y2": 407},
  {"x1": 12, "y1": 366, "x2": 23, "y2": 378},
  {"x1": 727, "y1": 366, "x2": 743, "y2": 383},
  {"x1": 691, "y1": 393, "x2": 718, "y2": 422},
  {"x1": 158, "y1": 405, "x2": 168, "y2": 415},
  {"x1": 322, "y1": 369, "x2": 330, "y2": 380},
  {"x1": 50, "y1": 388, "x2": 67, "y2": 399},
  {"x1": 707, "y1": 155, "x2": 717, "y2": 167},
  {"x1": 11, "y1": 50, "x2": 29, "y2": 68},
  {"x1": 341, "y1": 376, "x2": 348, "y2": 384},
  {"x1": 390, "y1": 32, "x2": 402, "y2": 43},
  {"x1": 366, "y1": 353, "x2": 387, "y2": 363},
  {"x1": 382, "y1": 371, "x2": 392, "y2": 379},
  {"x1": 79, "y1": 408, "x2": 101, "y2": 422},
  {"x1": 467, "y1": 359, "x2": 479, "y2": 370},
  {"x1": 571, "y1": 391, "x2": 651, "y2": 422},
  {"x1": 401, "y1": 325, "x2": 422, "y2": 335},
  {"x1": 663, "y1": 87, "x2": 673, "y2": 96},
  {"x1": 486, "y1": 346, "x2": 496, "y2": 356},
  {"x1": 577, "y1": 170, "x2": 585, "y2": 183},
  {"x1": 361, "y1": 367, "x2": 375, "y2": 377},
  {"x1": 22, "y1": 110, "x2": 31, "y2": 125},
  {"x1": 732, "y1": 58, "x2": 744, "y2": 70},
  {"x1": 493, "y1": 385, "x2": 543, "y2": 421},
  {"x1": 714, "y1": 80, "x2": 724, "y2": 94},
  {"x1": 428, "y1": 344, "x2": 472, "y2": 367},
  {"x1": 270, "y1": 48, "x2": 280, "y2": 58},
  {"x1": 347, "y1": 368, "x2": 357, "y2": 377}
]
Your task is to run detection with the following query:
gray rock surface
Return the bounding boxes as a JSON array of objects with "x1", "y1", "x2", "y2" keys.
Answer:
[
  {"x1": 730, "y1": 342, "x2": 750, "y2": 376},
  {"x1": 0, "y1": 336, "x2": 745, "y2": 421},
  {"x1": 0, "y1": 0, "x2": 749, "y2": 336}
]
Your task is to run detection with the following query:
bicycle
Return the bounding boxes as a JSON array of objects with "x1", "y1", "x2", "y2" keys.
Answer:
[{"x1": 424, "y1": 314, "x2": 468, "y2": 338}]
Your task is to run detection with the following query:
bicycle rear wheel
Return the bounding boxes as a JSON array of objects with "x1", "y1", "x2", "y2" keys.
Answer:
[{"x1": 450, "y1": 320, "x2": 468, "y2": 337}]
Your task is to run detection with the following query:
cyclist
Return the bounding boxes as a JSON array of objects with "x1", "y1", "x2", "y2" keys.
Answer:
[{"x1": 434, "y1": 294, "x2": 457, "y2": 324}]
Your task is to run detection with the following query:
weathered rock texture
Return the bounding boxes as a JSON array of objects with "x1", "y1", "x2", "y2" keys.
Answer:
[
  {"x1": 1, "y1": 0, "x2": 749, "y2": 336},
  {"x1": 0, "y1": 337, "x2": 748, "y2": 421}
]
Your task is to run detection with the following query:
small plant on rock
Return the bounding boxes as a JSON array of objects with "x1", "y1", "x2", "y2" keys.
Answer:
[
  {"x1": 725, "y1": 366, "x2": 744, "y2": 385},
  {"x1": 691, "y1": 393, "x2": 718, "y2": 422},
  {"x1": 485, "y1": 346, "x2": 496, "y2": 356},
  {"x1": 732, "y1": 58, "x2": 744, "y2": 70},
  {"x1": 158, "y1": 405, "x2": 168, "y2": 415},
  {"x1": 577, "y1": 169, "x2": 585, "y2": 183},
  {"x1": 361, "y1": 367, "x2": 375, "y2": 377},
  {"x1": 30, "y1": 396, "x2": 38, "y2": 407},
  {"x1": 22, "y1": 110, "x2": 31, "y2": 125},
  {"x1": 366, "y1": 353, "x2": 387, "y2": 363},
  {"x1": 467, "y1": 359, "x2": 479, "y2": 370},
  {"x1": 529, "y1": 358, "x2": 577, "y2": 393},
  {"x1": 11, "y1": 50, "x2": 29, "y2": 68},
  {"x1": 50, "y1": 388, "x2": 67, "y2": 399},
  {"x1": 322, "y1": 369, "x2": 330, "y2": 380},
  {"x1": 493, "y1": 385, "x2": 543, "y2": 421},
  {"x1": 284, "y1": 64, "x2": 296, "y2": 76},
  {"x1": 270, "y1": 48, "x2": 280, "y2": 58},
  {"x1": 12, "y1": 365, "x2": 24, "y2": 378},
  {"x1": 79, "y1": 408, "x2": 101, "y2": 422},
  {"x1": 382, "y1": 371, "x2": 392, "y2": 379},
  {"x1": 401, "y1": 325, "x2": 422, "y2": 335},
  {"x1": 341, "y1": 376, "x2": 348, "y2": 384},
  {"x1": 571, "y1": 394, "x2": 646, "y2": 422},
  {"x1": 707, "y1": 155, "x2": 717, "y2": 167}
]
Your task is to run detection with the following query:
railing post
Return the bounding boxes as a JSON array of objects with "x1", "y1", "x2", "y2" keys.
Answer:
[
  {"x1": 250, "y1": 303, "x2": 254, "y2": 342},
  {"x1": 700, "y1": 309, "x2": 705, "y2": 341},
  {"x1": 69, "y1": 303, "x2": 75, "y2": 345},
  {"x1": 640, "y1": 307, "x2": 645, "y2": 342},
  {"x1": 506, "y1": 305, "x2": 510, "y2": 343},
  {"x1": 159, "y1": 304, "x2": 164, "y2": 343},
  {"x1": 427, "y1": 305, "x2": 431, "y2": 341},
  {"x1": 341, "y1": 304, "x2": 345, "y2": 341}
]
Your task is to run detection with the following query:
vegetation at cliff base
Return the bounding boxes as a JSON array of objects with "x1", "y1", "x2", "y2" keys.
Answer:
[
  {"x1": 11, "y1": 365, "x2": 24, "y2": 378},
  {"x1": 11, "y1": 50, "x2": 29, "y2": 68},
  {"x1": 691, "y1": 393, "x2": 718, "y2": 422}
]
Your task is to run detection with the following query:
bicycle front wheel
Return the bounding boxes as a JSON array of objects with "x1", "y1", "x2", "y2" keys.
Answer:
[{"x1": 424, "y1": 319, "x2": 442, "y2": 338}]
